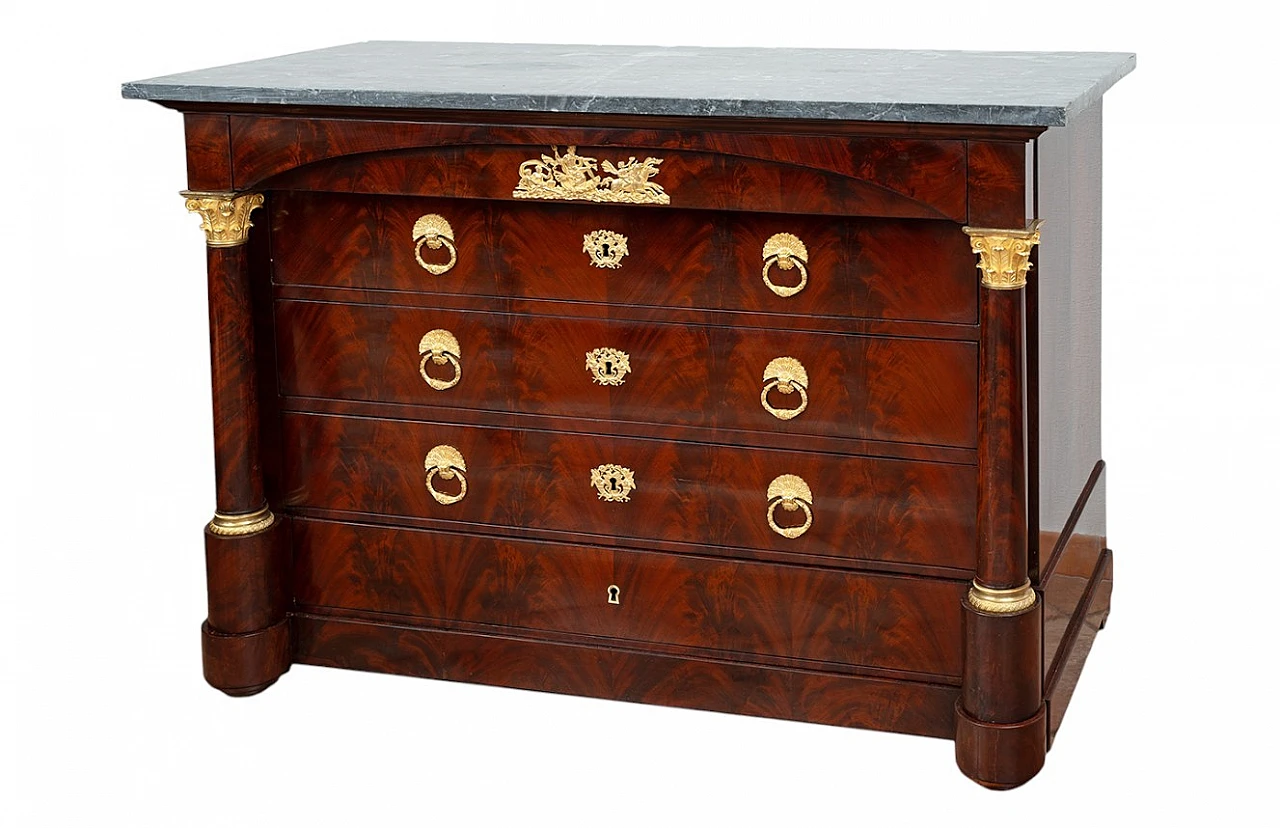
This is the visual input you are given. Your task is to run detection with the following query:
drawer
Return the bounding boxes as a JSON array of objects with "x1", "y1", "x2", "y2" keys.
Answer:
[
  {"x1": 280, "y1": 413, "x2": 977, "y2": 571},
  {"x1": 270, "y1": 192, "x2": 977, "y2": 324},
  {"x1": 275, "y1": 300, "x2": 977, "y2": 448},
  {"x1": 292, "y1": 518, "x2": 966, "y2": 678},
  {"x1": 249, "y1": 130, "x2": 969, "y2": 220}
]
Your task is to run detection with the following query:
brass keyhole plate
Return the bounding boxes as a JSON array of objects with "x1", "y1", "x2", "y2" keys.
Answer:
[
  {"x1": 583, "y1": 229, "x2": 630, "y2": 269},
  {"x1": 585, "y1": 347, "x2": 631, "y2": 386},
  {"x1": 590, "y1": 464, "x2": 636, "y2": 502}
]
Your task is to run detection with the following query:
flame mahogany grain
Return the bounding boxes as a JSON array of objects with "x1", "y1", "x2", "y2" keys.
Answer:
[
  {"x1": 149, "y1": 79, "x2": 1117, "y2": 788},
  {"x1": 279, "y1": 412, "x2": 978, "y2": 571},
  {"x1": 292, "y1": 518, "x2": 966, "y2": 678},
  {"x1": 206, "y1": 244, "x2": 265, "y2": 514},
  {"x1": 232, "y1": 116, "x2": 968, "y2": 219},
  {"x1": 291, "y1": 613, "x2": 961, "y2": 739},
  {"x1": 269, "y1": 192, "x2": 978, "y2": 326},
  {"x1": 273, "y1": 300, "x2": 978, "y2": 448},
  {"x1": 198, "y1": 208, "x2": 291, "y2": 697},
  {"x1": 183, "y1": 113, "x2": 232, "y2": 191}
]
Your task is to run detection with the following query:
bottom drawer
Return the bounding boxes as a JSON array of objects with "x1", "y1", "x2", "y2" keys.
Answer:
[{"x1": 293, "y1": 518, "x2": 965, "y2": 679}]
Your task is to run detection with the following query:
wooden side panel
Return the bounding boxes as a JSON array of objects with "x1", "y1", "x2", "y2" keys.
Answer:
[
  {"x1": 292, "y1": 613, "x2": 961, "y2": 738},
  {"x1": 1030, "y1": 101, "x2": 1106, "y2": 581},
  {"x1": 248, "y1": 196, "x2": 286, "y2": 506},
  {"x1": 280, "y1": 413, "x2": 978, "y2": 571},
  {"x1": 292, "y1": 519, "x2": 965, "y2": 677}
]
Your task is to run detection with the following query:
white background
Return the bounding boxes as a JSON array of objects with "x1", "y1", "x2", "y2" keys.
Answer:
[{"x1": 4, "y1": 2, "x2": 1277, "y2": 824}]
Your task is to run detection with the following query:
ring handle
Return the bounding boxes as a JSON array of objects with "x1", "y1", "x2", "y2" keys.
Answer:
[
  {"x1": 762, "y1": 232, "x2": 809, "y2": 298},
  {"x1": 766, "y1": 473, "x2": 813, "y2": 539},
  {"x1": 760, "y1": 356, "x2": 809, "y2": 420},
  {"x1": 424, "y1": 445, "x2": 467, "y2": 505},
  {"x1": 413, "y1": 214, "x2": 458, "y2": 275},
  {"x1": 418, "y1": 329, "x2": 462, "y2": 391}
]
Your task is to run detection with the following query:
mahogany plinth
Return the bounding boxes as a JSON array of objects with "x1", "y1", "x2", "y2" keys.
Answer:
[
  {"x1": 204, "y1": 518, "x2": 289, "y2": 633},
  {"x1": 201, "y1": 519, "x2": 291, "y2": 694},
  {"x1": 957, "y1": 599, "x2": 1046, "y2": 787},
  {"x1": 962, "y1": 600, "x2": 1044, "y2": 721}
]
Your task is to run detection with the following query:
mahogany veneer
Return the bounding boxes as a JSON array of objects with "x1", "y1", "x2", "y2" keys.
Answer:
[
  {"x1": 271, "y1": 193, "x2": 979, "y2": 323},
  {"x1": 292, "y1": 518, "x2": 966, "y2": 678},
  {"x1": 280, "y1": 412, "x2": 978, "y2": 571},
  {"x1": 126, "y1": 42, "x2": 1128, "y2": 789},
  {"x1": 274, "y1": 301, "x2": 978, "y2": 447}
]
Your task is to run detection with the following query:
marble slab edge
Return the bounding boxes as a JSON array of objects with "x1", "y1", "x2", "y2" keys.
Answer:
[
  {"x1": 121, "y1": 84, "x2": 1128, "y2": 127},
  {"x1": 120, "y1": 46, "x2": 1136, "y2": 128}
]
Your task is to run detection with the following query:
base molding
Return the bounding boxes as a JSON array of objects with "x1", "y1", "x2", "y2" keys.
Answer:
[
  {"x1": 1044, "y1": 548, "x2": 1114, "y2": 742},
  {"x1": 201, "y1": 617, "x2": 290, "y2": 695},
  {"x1": 291, "y1": 612, "x2": 960, "y2": 738},
  {"x1": 954, "y1": 703, "x2": 1047, "y2": 790}
]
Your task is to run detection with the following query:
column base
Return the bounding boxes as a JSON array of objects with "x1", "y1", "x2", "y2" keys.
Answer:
[
  {"x1": 204, "y1": 516, "x2": 288, "y2": 632},
  {"x1": 201, "y1": 617, "x2": 291, "y2": 696},
  {"x1": 955, "y1": 702, "x2": 1047, "y2": 790}
]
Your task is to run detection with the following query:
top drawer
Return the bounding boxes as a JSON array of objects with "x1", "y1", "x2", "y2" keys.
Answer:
[
  {"x1": 234, "y1": 119, "x2": 968, "y2": 220},
  {"x1": 270, "y1": 193, "x2": 977, "y2": 325}
]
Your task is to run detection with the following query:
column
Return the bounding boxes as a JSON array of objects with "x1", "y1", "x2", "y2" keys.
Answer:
[
  {"x1": 955, "y1": 220, "x2": 1047, "y2": 788},
  {"x1": 183, "y1": 191, "x2": 290, "y2": 696}
]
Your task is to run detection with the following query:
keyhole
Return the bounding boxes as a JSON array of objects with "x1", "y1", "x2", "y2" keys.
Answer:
[
  {"x1": 600, "y1": 242, "x2": 611, "y2": 259},
  {"x1": 607, "y1": 585, "x2": 621, "y2": 605},
  {"x1": 603, "y1": 360, "x2": 615, "y2": 376}
]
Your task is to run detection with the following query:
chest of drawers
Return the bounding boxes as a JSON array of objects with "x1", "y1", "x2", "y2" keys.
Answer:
[{"x1": 124, "y1": 42, "x2": 1133, "y2": 788}]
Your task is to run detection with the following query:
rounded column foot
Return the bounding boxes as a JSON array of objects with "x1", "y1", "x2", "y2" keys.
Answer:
[
  {"x1": 218, "y1": 679, "x2": 281, "y2": 698},
  {"x1": 955, "y1": 702, "x2": 1046, "y2": 789},
  {"x1": 201, "y1": 618, "x2": 290, "y2": 696}
]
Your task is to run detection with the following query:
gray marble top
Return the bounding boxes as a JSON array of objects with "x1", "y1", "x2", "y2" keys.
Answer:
[{"x1": 121, "y1": 41, "x2": 1135, "y2": 127}]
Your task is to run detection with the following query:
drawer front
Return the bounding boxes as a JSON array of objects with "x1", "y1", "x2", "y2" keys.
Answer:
[
  {"x1": 292, "y1": 518, "x2": 965, "y2": 678},
  {"x1": 270, "y1": 193, "x2": 977, "y2": 325},
  {"x1": 241, "y1": 124, "x2": 968, "y2": 220},
  {"x1": 281, "y1": 413, "x2": 976, "y2": 571},
  {"x1": 275, "y1": 300, "x2": 977, "y2": 448}
]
